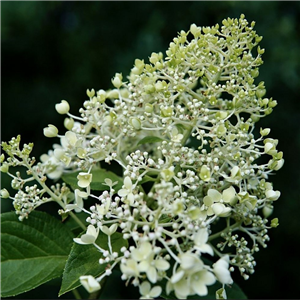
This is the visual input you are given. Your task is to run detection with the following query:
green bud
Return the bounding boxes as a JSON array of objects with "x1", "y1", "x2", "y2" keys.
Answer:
[
  {"x1": 97, "y1": 89, "x2": 107, "y2": 103},
  {"x1": 161, "y1": 106, "x2": 173, "y2": 117},
  {"x1": 161, "y1": 167, "x2": 175, "y2": 181},
  {"x1": 256, "y1": 88, "x2": 266, "y2": 98},
  {"x1": 1, "y1": 154, "x2": 5, "y2": 163},
  {"x1": 190, "y1": 23, "x2": 201, "y2": 37},
  {"x1": 86, "y1": 89, "x2": 95, "y2": 98},
  {"x1": 129, "y1": 117, "x2": 141, "y2": 130},
  {"x1": 149, "y1": 52, "x2": 160, "y2": 64},
  {"x1": 271, "y1": 218, "x2": 279, "y2": 228},
  {"x1": 112, "y1": 73, "x2": 123, "y2": 89},
  {"x1": 215, "y1": 111, "x2": 228, "y2": 120},
  {"x1": 263, "y1": 205, "x2": 273, "y2": 218},
  {"x1": 269, "y1": 99, "x2": 277, "y2": 108},
  {"x1": 144, "y1": 84, "x2": 155, "y2": 94},
  {"x1": 200, "y1": 165, "x2": 211, "y2": 182},
  {"x1": 251, "y1": 69, "x2": 259, "y2": 78},
  {"x1": 134, "y1": 58, "x2": 144, "y2": 69},
  {"x1": 257, "y1": 46, "x2": 265, "y2": 54},
  {"x1": 145, "y1": 103, "x2": 153, "y2": 113},
  {"x1": 260, "y1": 128, "x2": 270, "y2": 136},
  {"x1": 216, "y1": 124, "x2": 227, "y2": 137}
]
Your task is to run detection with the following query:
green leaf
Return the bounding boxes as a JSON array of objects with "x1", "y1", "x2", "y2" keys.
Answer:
[
  {"x1": 62, "y1": 168, "x2": 123, "y2": 191},
  {"x1": 137, "y1": 136, "x2": 165, "y2": 145},
  {"x1": 1, "y1": 211, "x2": 74, "y2": 298},
  {"x1": 59, "y1": 231, "x2": 128, "y2": 296}
]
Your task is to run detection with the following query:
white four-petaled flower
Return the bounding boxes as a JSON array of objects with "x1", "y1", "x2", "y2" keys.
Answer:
[{"x1": 74, "y1": 225, "x2": 99, "y2": 245}]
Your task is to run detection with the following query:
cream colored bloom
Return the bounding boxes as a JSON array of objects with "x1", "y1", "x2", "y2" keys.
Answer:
[
  {"x1": 139, "y1": 281, "x2": 162, "y2": 299},
  {"x1": 131, "y1": 242, "x2": 170, "y2": 284},
  {"x1": 118, "y1": 176, "x2": 134, "y2": 204},
  {"x1": 80, "y1": 275, "x2": 100, "y2": 293},
  {"x1": 77, "y1": 172, "x2": 92, "y2": 188},
  {"x1": 73, "y1": 225, "x2": 99, "y2": 245},
  {"x1": 213, "y1": 255, "x2": 233, "y2": 285},
  {"x1": 55, "y1": 100, "x2": 70, "y2": 114}
]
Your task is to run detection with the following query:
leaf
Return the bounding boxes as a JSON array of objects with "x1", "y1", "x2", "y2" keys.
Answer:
[
  {"x1": 137, "y1": 136, "x2": 165, "y2": 145},
  {"x1": 59, "y1": 231, "x2": 128, "y2": 296},
  {"x1": 1, "y1": 211, "x2": 74, "y2": 298},
  {"x1": 62, "y1": 168, "x2": 123, "y2": 191}
]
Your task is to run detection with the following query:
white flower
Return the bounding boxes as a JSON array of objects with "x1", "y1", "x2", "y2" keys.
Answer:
[
  {"x1": 213, "y1": 255, "x2": 233, "y2": 285},
  {"x1": 170, "y1": 127, "x2": 184, "y2": 143},
  {"x1": 65, "y1": 131, "x2": 78, "y2": 147},
  {"x1": 194, "y1": 228, "x2": 214, "y2": 256},
  {"x1": 139, "y1": 281, "x2": 162, "y2": 299},
  {"x1": 80, "y1": 275, "x2": 100, "y2": 293},
  {"x1": 120, "y1": 258, "x2": 140, "y2": 277},
  {"x1": 118, "y1": 176, "x2": 134, "y2": 204},
  {"x1": 265, "y1": 189, "x2": 280, "y2": 201},
  {"x1": 66, "y1": 189, "x2": 88, "y2": 212},
  {"x1": 203, "y1": 187, "x2": 235, "y2": 217},
  {"x1": 131, "y1": 242, "x2": 170, "y2": 283},
  {"x1": 168, "y1": 255, "x2": 216, "y2": 299},
  {"x1": 77, "y1": 172, "x2": 93, "y2": 188},
  {"x1": 73, "y1": 225, "x2": 99, "y2": 245},
  {"x1": 40, "y1": 150, "x2": 64, "y2": 179},
  {"x1": 190, "y1": 269, "x2": 216, "y2": 296}
]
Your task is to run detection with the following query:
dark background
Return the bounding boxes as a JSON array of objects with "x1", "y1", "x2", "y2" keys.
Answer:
[{"x1": 1, "y1": 1, "x2": 300, "y2": 299}]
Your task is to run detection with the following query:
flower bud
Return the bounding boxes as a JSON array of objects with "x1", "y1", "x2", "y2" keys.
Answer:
[
  {"x1": 145, "y1": 103, "x2": 153, "y2": 113},
  {"x1": 43, "y1": 124, "x2": 58, "y2": 138},
  {"x1": 129, "y1": 117, "x2": 141, "y2": 130},
  {"x1": 55, "y1": 100, "x2": 70, "y2": 114},
  {"x1": 161, "y1": 106, "x2": 172, "y2": 117},
  {"x1": 190, "y1": 23, "x2": 201, "y2": 37},
  {"x1": 0, "y1": 163, "x2": 9, "y2": 173},
  {"x1": 271, "y1": 218, "x2": 279, "y2": 228},
  {"x1": 200, "y1": 165, "x2": 211, "y2": 182},
  {"x1": 97, "y1": 89, "x2": 106, "y2": 103},
  {"x1": 86, "y1": 89, "x2": 95, "y2": 98},
  {"x1": 1, "y1": 188, "x2": 10, "y2": 198},
  {"x1": 263, "y1": 205, "x2": 273, "y2": 218},
  {"x1": 0, "y1": 154, "x2": 4, "y2": 163},
  {"x1": 107, "y1": 89, "x2": 119, "y2": 99},
  {"x1": 64, "y1": 117, "x2": 74, "y2": 130},
  {"x1": 112, "y1": 73, "x2": 123, "y2": 89},
  {"x1": 256, "y1": 87, "x2": 266, "y2": 98},
  {"x1": 260, "y1": 128, "x2": 270, "y2": 136}
]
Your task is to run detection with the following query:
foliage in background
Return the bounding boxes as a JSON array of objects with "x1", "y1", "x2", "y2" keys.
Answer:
[{"x1": 1, "y1": 1, "x2": 300, "y2": 299}]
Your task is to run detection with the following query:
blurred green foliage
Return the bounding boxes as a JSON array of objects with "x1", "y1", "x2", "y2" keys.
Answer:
[{"x1": 1, "y1": 1, "x2": 300, "y2": 299}]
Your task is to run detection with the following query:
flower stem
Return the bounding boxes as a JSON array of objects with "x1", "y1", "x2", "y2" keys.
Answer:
[{"x1": 72, "y1": 288, "x2": 82, "y2": 299}]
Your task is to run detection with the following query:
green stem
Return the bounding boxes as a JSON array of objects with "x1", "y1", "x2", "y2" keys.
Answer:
[
  {"x1": 72, "y1": 288, "x2": 82, "y2": 299},
  {"x1": 208, "y1": 220, "x2": 241, "y2": 242},
  {"x1": 25, "y1": 162, "x2": 86, "y2": 230}
]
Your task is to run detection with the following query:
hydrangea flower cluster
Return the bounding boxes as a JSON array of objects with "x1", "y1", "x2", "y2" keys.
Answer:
[{"x1": 1, "y1": 15, "x2": 283, "y2": 299}]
